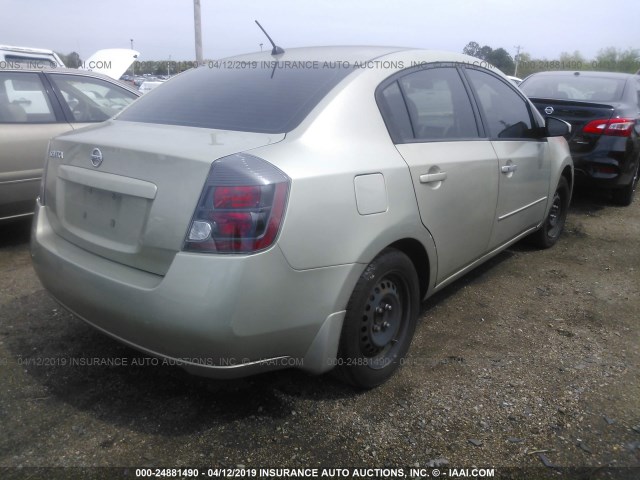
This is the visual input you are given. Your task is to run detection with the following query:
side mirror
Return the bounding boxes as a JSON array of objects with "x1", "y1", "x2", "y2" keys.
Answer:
[{"x1": 545, "y1": 116, "x2": 571, "y2": 137}]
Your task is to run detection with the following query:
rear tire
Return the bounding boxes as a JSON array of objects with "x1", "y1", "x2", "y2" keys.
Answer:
[
  {"x1": 336, "y1": 248, "x2": 419, "y2": 389},
  {"x1": 612, "y1": 161, "x2": 639, "y2": 206},
  {"x1": 530, "y1": 176, "x2": 570, "y2": 249}
]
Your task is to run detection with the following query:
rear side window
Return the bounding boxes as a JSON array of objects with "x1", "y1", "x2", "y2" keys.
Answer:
[
  {"x1": 118, "y1": 64, "x2": 355, "y2": 133},
  {"x1": 0, "y1": 72, "x2": 55, "y2": 123},
  {"x1": 378, "y1": 81, "x2": 414, "y2": 141},
  {"x1": 465, "y1": 69, "x2": 535, "y2": 139},
  {"x1": 399, "y1": 67, "x2": 479, "y2": 140},
  {"x1": 377, "y1": 66, "x2": 479, "y2": 143}
]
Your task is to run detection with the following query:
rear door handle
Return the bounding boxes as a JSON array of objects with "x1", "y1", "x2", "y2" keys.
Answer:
[
  {"x1": 501, "y1": 164, "x2": 517, "y2": 174},
  {"x1": 420, "y1": 172, "x2": 447, "y2": 183}
]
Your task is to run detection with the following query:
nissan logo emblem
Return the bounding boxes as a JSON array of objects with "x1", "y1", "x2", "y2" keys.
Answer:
[
  {"x1": 544, "y1": 106, "x2": 554, "y2": 115},
  {"x1": 91, "y1": 148, "x2": 103, "y2": 167}
]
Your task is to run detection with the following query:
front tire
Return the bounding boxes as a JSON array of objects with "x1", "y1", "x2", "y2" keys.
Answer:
[
  {"x1": 336, "y1": 248, "x2": 419, "y2": 389},
  {"x1": 530, "y1": 176, "x2": 570, "y2": 249}
]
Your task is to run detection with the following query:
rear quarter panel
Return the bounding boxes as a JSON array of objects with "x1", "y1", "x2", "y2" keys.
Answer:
[{"x1": 249, "y1": 58, "x2": 438, "y2": 287}]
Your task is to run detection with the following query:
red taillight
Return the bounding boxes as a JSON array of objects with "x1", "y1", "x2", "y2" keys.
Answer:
[
  {"x1": 253, "y1": 182, "x2": 288, "y2": 251},
  {"x1": 214, "y1": 186, "x2": 261, "y2": 209},
  {"x1": 211, "y1": 211, "x2": 254, "y2": 237},
  {"x1": 583, "y1": 118, "x2": 635, "y2": 137},
  {"x1": 184, "y1": 154, "x2": 290, "y2": 254}
]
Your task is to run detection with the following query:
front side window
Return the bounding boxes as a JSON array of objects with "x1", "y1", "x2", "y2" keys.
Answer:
[
  {"x1": 465, "y1": 69, "x2": 535, "y2": 139},
  {"x1": 0, "y1": 72, "x2": 55, "y2": 123},
  {"x1": 49, "y1": 74, "x2": 137, "y2": 122}
]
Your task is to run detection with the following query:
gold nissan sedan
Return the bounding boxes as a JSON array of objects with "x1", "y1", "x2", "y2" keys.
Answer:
[{"x1": 32, "y1": 47, "x2": 574, "y2": 388}]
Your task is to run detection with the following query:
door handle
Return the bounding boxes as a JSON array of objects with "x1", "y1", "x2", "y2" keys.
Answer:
[
  {"x1": 501, "y1": 164, "x2": 518, "y2": 174},
  {"x1": 420, "y1": 171, "x2": 447, "y2": 183}
]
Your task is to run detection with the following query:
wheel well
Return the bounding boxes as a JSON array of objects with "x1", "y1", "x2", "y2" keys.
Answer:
[
  {"x1": 388, "y1": 238, "x2": 429, "y2": 299},
  {"x1": 561, "y1": 165, "x2": 573, "y2": 193}
]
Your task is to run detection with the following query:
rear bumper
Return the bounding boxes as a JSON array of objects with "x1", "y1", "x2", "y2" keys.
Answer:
[
  {"x1": 31, "y1": 202, "x2": 362, "y2": 378},
  {"x1": 572, "y1": 142, "x2": 639, "y2": 190}
]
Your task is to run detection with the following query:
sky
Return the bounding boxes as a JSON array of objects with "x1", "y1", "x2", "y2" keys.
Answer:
[{"x1": 2, "y1": 0, "x2": 639, "y2": 62}]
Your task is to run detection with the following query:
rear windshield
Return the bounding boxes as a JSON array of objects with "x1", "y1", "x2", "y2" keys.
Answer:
[
  {"x1": 118, "y1": 62, "x2": 356, "y2": 133},
  {"x1": 521, "y1": 75, "x2": 626, "y2": 103}
]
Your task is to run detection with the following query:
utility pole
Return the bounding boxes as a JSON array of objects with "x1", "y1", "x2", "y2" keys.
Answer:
[
  {"x1": 194, "y1": 0, "x2": 203, "y2": 64},
  {"x1": 130, "y1": 38, "x2": 135, "y2": 78},
  {"x1": 514, "y1": 45, "x2": 522, "y2": 77}
]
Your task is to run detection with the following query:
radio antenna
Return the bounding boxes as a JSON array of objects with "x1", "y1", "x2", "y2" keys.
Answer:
[{"x1": 255, "y1": 20, "x2": 285, "y2": 56}]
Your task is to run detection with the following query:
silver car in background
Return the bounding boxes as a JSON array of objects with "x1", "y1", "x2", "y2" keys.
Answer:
[
  {"x1": 0, "y1": 68, "x2": 139, "y2": 222},
  {"x1": 31, "y1": 47, "x2": 573, "y2": 388}
]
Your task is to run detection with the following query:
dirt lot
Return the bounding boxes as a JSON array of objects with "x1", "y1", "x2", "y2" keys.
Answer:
[{"x1": 0, "y1": 190, "x2": 638, "y2": 479}]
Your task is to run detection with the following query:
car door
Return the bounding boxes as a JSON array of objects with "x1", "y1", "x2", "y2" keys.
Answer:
[
  {"x1": 377, "y1": 65, "x2": 499, "y2": 285},
  {"x1": 463, "y1": 67, "x2": 551, "y2": 249},
  {"x1": 0, "y1": 71, "x2": 72, "y2": 220}
]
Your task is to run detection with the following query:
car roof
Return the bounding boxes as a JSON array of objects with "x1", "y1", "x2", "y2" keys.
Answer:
[
  {"x1": 224, "y1": 45, "x2": 489, "y2": 66},
  {"x1": 228, "y1": 45, "x2": 409, "y2": 62},
  {"x1": 223, "y1": 46, "x2": 504, "y2": 79},
  {"x1": 0, "y1": 44, "x2": 58, "y2": 55},
  {"x1": 526, "y1": 70, "x2": 638, "y2": 80}
]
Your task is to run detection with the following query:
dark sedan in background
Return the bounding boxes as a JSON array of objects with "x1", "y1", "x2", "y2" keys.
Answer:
[{"x1": 521, "y1": 71, "x2": 640, "y2": 205}]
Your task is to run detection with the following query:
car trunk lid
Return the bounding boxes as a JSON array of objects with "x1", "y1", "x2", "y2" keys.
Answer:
[
  {"x1": 528, "y1": 98, "x2": 616, "y2": 154},
  {"x1": 43, "y1": 120, "x2": 285, "y2": 275}
]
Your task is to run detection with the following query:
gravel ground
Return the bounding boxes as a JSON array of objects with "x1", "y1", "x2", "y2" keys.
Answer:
[{"x1": 0, "y1": 189, "x2": 639, "y2": 480}]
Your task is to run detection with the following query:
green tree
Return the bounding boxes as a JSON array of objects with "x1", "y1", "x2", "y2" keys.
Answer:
[
  {"x1": 485, "y1": 48, "x2": 515, "y2": 74},
  {"x1": 466, "y1": 44, "x2": 640, "y2": 78},
  {"x1": 462, "y1": 41, "x2": 481, "y2": 58},
  {"x1": 594, "y1": 47, "x2": 619, "y2": 71},
  {"x1": 594, "y1": 47, "x2": 640, "y2": 73},
  {"x1": 617, "y1": 48, "x2": 640, "y2": 73},
  {"x1": 155, "y1": 62, "x2": 171, "y2": 76},
  {"x1": 479, "y1": 45, "x2": 493, "y2": 61},
  {"x1": 462, "y1": 41, "x2": 515, "y2": 74},
  {"x1": 559, "y1": 50, "x2": 587, "y2": 70},
  {"x1": 55, "y1": 51, "x2": 82, "y2": 68}
]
